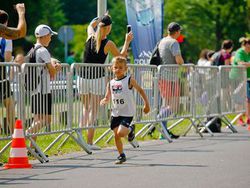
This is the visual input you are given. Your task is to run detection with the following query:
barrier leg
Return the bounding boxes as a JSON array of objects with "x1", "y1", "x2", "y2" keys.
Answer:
[
  {"x1": 105, "y1": 133, "x2": 114, "y2": 144},
  {"x1": 28, "y1": 137, "x2": 49, "y2": 163},
  {"x1": 94, "y1": 128, "x2": 112, "y2": 145},
  {"x1": 199, "y1": 119, "x2": 214, "y2": 136},
  {"x1": 168, "y1": 118, "x2": 185, "y2": 130},
  {"x1": 140, "y1": 124, "x2": 156, "y2": 138},
  {"x1": 230, "y1": 113, "x2": 244, "y2": 125},
  {"x1": 57, "y1": 134, "x2": 71, "y2": 150},
  {"x1": 72, "y1": 129, "x2": 92, "y2": 154},
  {"x1": 222, "y1": 115, "x2": 238, "y2": 133},
  {"x1": 156, "y1": 124, "x2": 172, "y2": 143},
  {"x1": 135, "y1": 123, "x2": 153, "y2": 138},
  {"x1": 27, "y1": 145, "x2": 44, "y2": 163},
  {"x1": 44, "y1": 132, "x2": 66, "y2": 153},
  {"x1": 0, "y1": 141, "x2": 12, "y2": 156}
]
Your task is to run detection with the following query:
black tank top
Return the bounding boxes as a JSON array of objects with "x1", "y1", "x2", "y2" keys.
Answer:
[{"x1": 81, "y1": 37, "x2": 108, "y2": 79}]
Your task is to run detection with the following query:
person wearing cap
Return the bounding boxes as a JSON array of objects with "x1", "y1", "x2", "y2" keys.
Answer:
[
  {"x1": 0, "y1": 3, "x2": 26, "y2": 40},
  {"x1": 233, "y1": 37, "x2": 250, "y2": 130},
  {"x1": 157, "y1": 22, "x2": 184, "y2": 139},
  {"x1": 77, "y1": 14, "x2": 133, "y2": 150},
  {"x1": 26, "y1": 24, "x2": 62, "y2": 153}
]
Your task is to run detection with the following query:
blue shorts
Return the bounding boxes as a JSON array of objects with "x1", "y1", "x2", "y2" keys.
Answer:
[
  {"x1": 110, "y1": 116, "x2": 133, "y2": 130},
  {"x1": 247, "y1": 81, "x2": 250, "y2": 100}
]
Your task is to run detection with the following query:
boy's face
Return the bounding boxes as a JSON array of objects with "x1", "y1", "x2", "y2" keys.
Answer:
[
  {"x1": 40, "y1": 34, "x2": 52, "y2": 47},
  {"x1": 112, "y1": 62, "x2": 127, "y2": 78}
]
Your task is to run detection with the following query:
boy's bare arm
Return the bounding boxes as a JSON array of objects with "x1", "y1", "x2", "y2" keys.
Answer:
[{"x1": 100, "y1": 83, "x2": 111, "y2": 105}]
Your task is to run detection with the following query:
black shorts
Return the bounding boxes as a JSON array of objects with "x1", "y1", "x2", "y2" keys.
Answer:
[
  {"x1": 0, "y1": 80, "x2": 13, "y2": 101},
  {"x1": 31, "y1": 93, "x2": 52, "y2": 115},
  {"x1": 110, "y1": 116, "x2": 133, "y2": 130}
]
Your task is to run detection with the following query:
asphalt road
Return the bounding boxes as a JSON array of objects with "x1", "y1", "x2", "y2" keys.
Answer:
[{"x1": 0, "y1": 126, "x2": 250, "y2": 188}]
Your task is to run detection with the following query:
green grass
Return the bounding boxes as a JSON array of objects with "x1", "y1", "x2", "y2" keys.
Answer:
[{"x1": 0, "y1": 114, "x2": 237, "y2": 163}]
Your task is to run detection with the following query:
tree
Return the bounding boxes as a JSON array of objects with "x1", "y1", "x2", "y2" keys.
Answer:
[{"x1": 165, "y1": 0, "x2": 248, "y2": 63}]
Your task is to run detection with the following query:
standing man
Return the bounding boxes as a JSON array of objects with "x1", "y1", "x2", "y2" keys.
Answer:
[
  {"x1": 0, "y1": 9, "x2": 16, "y2": 136},
  {"x1": 233, "y1": 37, "x2": 250, "y2": 130},
  {"x1": 0, "y1": 3, "x2": 26, "y2": 167},
  {"x1": 25, "y1": 24, "x2": 62, "y2": 157},
  {"x1": 0, "y1": 3, "x2": 26, "y2": 40},
  {"x1": 157, "y1": 22, "x2": 184, "y2": 139}
]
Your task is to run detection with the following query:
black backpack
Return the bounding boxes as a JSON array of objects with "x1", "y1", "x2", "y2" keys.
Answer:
[
  {"x1": 149, "y1": 41, "x2": 161, "y2": 66},
  {"x1": 212, "y1": 51, "x2": 222, "y2": 66},
  {"x1": 24, "y1": 45, "x2": 43, "y2": 91}
]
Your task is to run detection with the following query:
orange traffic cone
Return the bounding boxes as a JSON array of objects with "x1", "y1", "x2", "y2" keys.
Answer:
[{"x1": 4, "y1": 120, "x2": 32, "y2": 169}]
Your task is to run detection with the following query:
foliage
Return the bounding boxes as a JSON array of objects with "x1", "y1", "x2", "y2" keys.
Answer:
[
  {"x1": 69, "y1": 24, "x2": 88, "y2": 62},
  {"x1": 165, "y1": 0, "x2": 248, "y2": 63}
]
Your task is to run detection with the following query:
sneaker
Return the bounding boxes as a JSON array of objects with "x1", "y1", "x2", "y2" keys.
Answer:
[
  {"x1": 159, "y1": 134, "x2": 165, "y2": 140},
  {"x1": 88, "y1": 144, "x2": 101, "y2": 150},
  {"x1": 0, "y1": 163, "x2": 3, "y2": 166},
  {"x1": 238, "y1": 118, "x2": 246, "y2": 127},
  {"x1": 247, "y1": 125, "x2": 250, "y2": 131},
  {"x1": 115, "y1": 154, "x2": 126, "y2": 164},
  {"x1": 128, "y1": 125, "x2": 135, "y2": 142},
  {"x1": 169, "y1": 131, "x2": 180, "y2": 139}
]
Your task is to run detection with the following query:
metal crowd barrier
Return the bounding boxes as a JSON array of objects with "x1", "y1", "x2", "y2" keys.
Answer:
[
  {"x1": 0, "y1": 62, "x2": 247, "y2": 163},
  {"x1": 136, "y1": 64, "x2": 202, "y2": 142}
]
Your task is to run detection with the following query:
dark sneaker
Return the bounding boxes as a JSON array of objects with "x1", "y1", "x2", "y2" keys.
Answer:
[
  {"x1": 0, "y1": 163, "x2": 3, "y2": 166},
  {"x1": 169, "y1": 131, "x2": 180, "y2": 139},
  {"x1": 115, "y1": 154, "x2": 126, "y2": 164},
  {"x1": 128, "y1": 125, "x2": 135, "y2": 142}
]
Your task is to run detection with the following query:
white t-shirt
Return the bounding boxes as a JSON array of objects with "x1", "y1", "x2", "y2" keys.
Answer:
[
  {"x1": 197, "y1": 58, "x2": 211, "y2": 66},
  {"x1": 110, "y1": 75, "x2": 136, "y2": 117},
  {"x1": 33, "y1": 43, "x2": 51, "y2": 94}
]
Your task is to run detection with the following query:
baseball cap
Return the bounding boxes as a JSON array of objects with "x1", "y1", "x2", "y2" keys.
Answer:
[
  {"x1": 35, "y1": 24, "x2": 57, "y2": 37},
  {"x1": 167, "y1": 22, "x2": 182, "y2": 32},
  {"x1": 100, "y1": 15, "x2": 112, "y2": 26}
]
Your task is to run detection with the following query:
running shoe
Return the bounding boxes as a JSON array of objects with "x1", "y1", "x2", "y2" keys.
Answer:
[
  {"x1": 128, "y1": 125, "x2": 135, "y2": 142},
  {"x1": 115, "y1": 154, "x2": 126, "y2": 164}
]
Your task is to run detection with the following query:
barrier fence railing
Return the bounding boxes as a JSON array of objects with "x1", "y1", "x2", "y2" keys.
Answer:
[{"x1": 0, "y1": 62, "x2": 247, "y2": 163}]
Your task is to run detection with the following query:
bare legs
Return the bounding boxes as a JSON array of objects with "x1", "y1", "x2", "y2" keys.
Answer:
[
  {"x1": 3, "y1": 98, "x2": 15, "y2": 134},
  {"x1": 80, "y1": 94, "x2": 101, "y2": 145},
  {"x1": 113, "y1": 125, "x2": 130, "y2": 155}
]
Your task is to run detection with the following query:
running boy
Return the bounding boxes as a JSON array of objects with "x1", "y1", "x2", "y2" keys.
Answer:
[{"x1": 100, "y1": 56, "x2": 150, "y2": 164}]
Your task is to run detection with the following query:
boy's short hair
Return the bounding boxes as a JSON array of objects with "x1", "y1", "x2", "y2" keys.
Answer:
[
  {"x1": 0, "y1": 10, "x2": 9, "y2": 24},
  {"x1": 112, "y1": 56, "x2": 127, "y2": 65}
]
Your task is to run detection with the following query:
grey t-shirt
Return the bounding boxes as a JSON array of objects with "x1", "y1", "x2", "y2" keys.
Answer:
[
  {"x1": 33, "y1": 43, "x2": 51, "y2": 94},
  {"x1": 158, "y1": 36, "x2": 181, "y2": 65}
]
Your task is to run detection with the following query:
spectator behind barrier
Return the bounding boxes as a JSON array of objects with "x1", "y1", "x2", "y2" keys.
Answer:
[
  {"x1": 77, "y1": 13, "x2": 133, "y2": 150},
  {"x1": 26, "y1": 24, "x2": 62, "y2": 157},
  {"x1": 211, "y1": 39, "x2": 234, "y2": 66},
  {"x1": 0, "y1": 4, "x2": 26, "y2": 40},
  {"x1": 150, "y1": 22, "x2": 184, "y2": 139},
  {"x1": 233, "y1": 37, "x2": 250, "y2": 130},
  {"x1": 0, "y1": 9, "x2": 16, "y2": 135}
]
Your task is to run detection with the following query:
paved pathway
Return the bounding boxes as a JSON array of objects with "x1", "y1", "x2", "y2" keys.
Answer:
[{"x1": 0, "y1": 127, "x2": 250, "y2": 188}]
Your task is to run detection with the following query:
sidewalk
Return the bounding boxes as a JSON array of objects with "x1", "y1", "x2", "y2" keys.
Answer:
[{"x1": 0, "y1": 126, "x2": 250, "y2": 188}]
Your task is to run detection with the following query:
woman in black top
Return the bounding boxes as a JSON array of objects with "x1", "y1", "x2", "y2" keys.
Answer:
[{"x1": 77, "y1": 14, "x2": 133, "y2": 150}]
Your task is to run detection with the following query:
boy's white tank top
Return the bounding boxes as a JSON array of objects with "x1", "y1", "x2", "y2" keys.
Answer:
[{"x1": 110, "y1": 75, "x2": 136, "y2": 117}]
